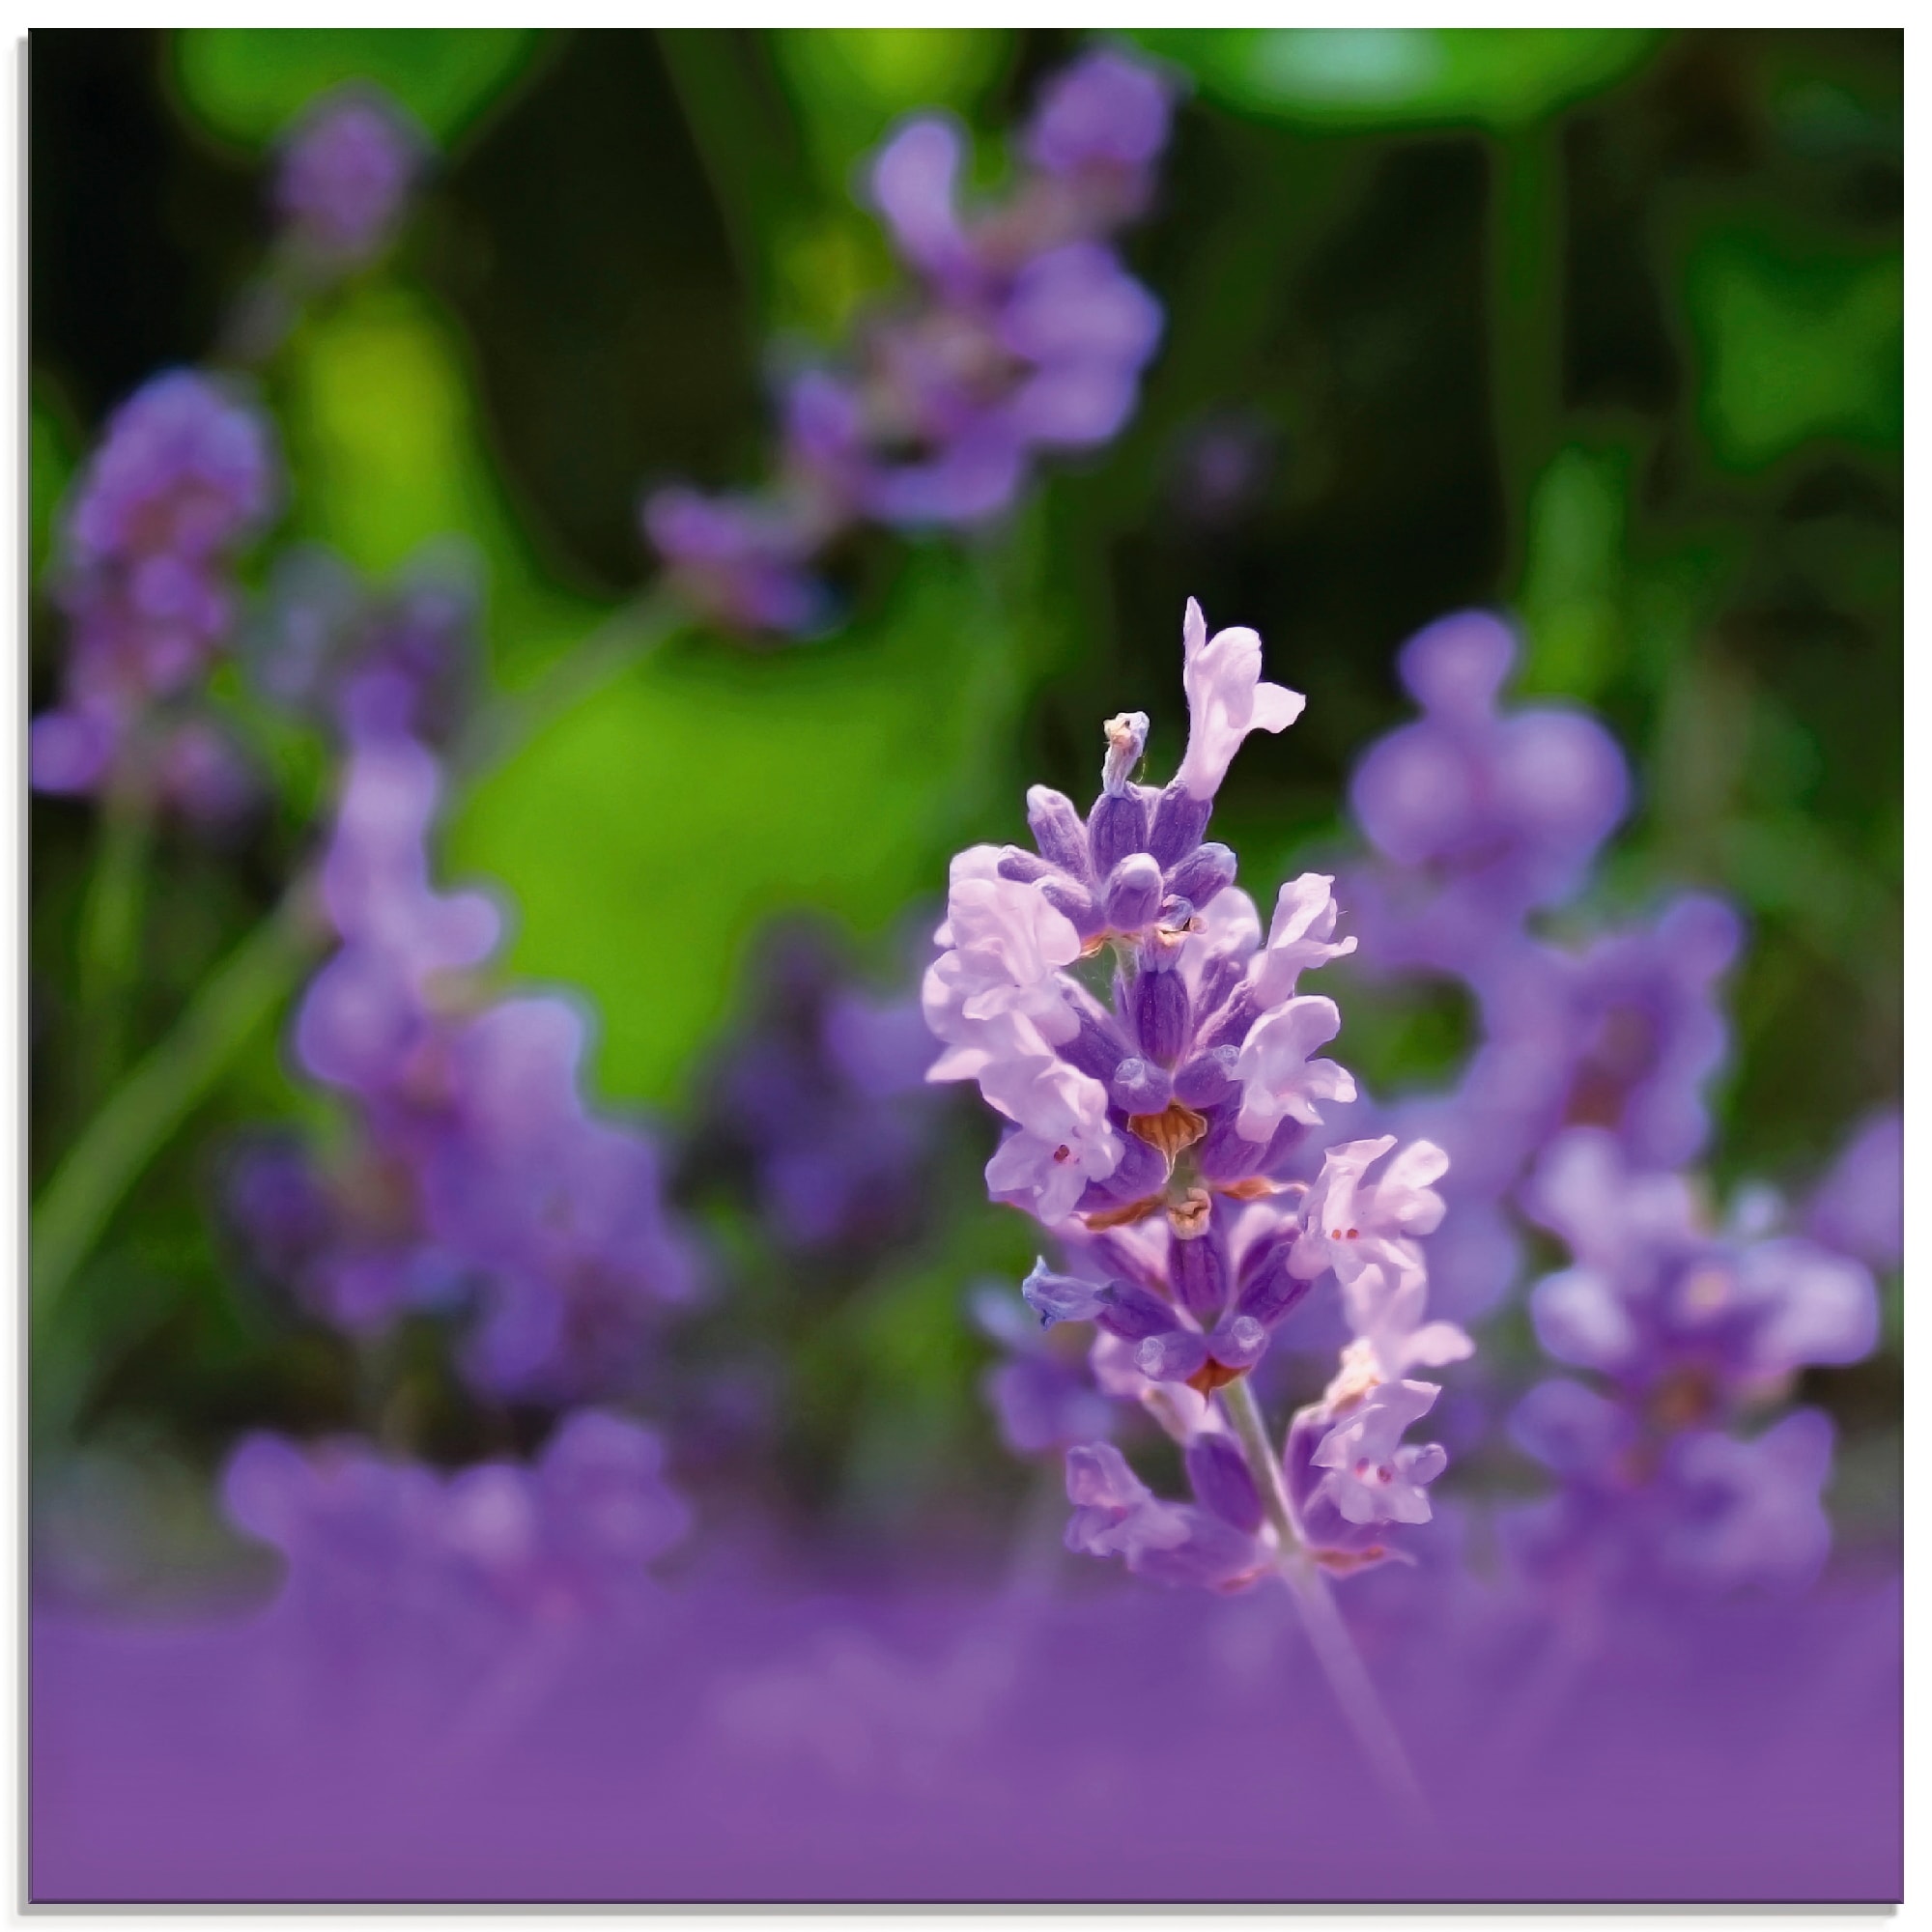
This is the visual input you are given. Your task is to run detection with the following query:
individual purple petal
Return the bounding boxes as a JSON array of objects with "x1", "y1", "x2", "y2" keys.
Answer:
[
  {"x1": 1021, "y1": 47, "x2": 1174, "y2": 181},
  {"x1": 1804, "y1": 1108, "x2": 1903, "y2": 1272}
]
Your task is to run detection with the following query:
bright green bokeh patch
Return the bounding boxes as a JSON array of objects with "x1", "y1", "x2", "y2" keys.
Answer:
[
  {"x1": 171, "y1": 28, "x2": 542, "y2": 147},
  {"x1": 277, "y1": 285, "x2": 600, "y2": 687},
  {"x1": 447, "y1": 550, "x2": 1026, "y2": 1108},
  {"x1": 1519, "y1": 445, "x2": 1628, "y2": 701},
  {"x1": 1132, "y1": 28, "x2": 1658, "y2": 129}
]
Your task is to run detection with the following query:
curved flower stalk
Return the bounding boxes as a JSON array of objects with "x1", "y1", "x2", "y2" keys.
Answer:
[
  {"x1": 228, "y1": 708, "x2": 696, "y2": 1405},
  {"x1": 643, "y1": 47, "x2": 1175, "y2": 639},
  {"x1": 928, "y1": 596, "x2": 1467, "y2": 1814}
]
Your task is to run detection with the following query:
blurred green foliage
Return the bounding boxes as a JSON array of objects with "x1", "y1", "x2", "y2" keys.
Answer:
[
  {"x1": 1132, "y1": 29, "x2": 1659, "y2": 128},
  {"x1": 172, "y1": 28, "x2": 542, "y2": 145}
]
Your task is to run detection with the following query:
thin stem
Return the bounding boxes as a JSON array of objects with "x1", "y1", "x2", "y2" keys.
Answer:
[
  {"x1": 31, "y1": 901, "x2": 322, "y2": 1320},
  {"x1": 447, "y1": 589, "x2": 685, "y2": 783},
  {"x1": 72, "y1": 779, "x2": 153, "y2": 1104},
  {"x1": 1219, "y1": 1375, "x2": 1435, "y2": 1834},
  {"x1": 1488, "y1": 116, "x2": 1563, "y2": 597},
  {"x1": 31, "y1": 591, "x2": 687, "y2": 1321},
  {"x1": 1275, "y1": 1560, "x2": 1435, "y2": 1838},
  {"x1": 1220, "y1": 1370, "x2": 1299, "y2": 1547}
]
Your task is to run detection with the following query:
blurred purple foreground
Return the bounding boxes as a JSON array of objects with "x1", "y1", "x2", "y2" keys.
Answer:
[{"x1": 34, "y1": 1565, "x2": 1898, "y2": 1902}]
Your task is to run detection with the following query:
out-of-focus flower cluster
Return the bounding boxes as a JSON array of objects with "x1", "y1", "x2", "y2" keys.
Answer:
[
  {"x1": 932, "y1": 598, "x2": 1469, "y2": 1590},
  {"x1": 272, "y1": 85, "x2": 424, "y2": 275},
  {"x1": 228, "y1": 715, "x2": 696, "y2": 1404},
  {"x1": 1324, "y1": 610, "x2": 1886, "y2": 1606},
  {"x1": 683, "y1": 921, "x2": 950, "y2": 1263},
  {"x1": 30, "y1": 371, "x2": 280, "y2": 826},
  {"x1": 643, "y1": 48, "x2": 1174, "y2": 638}
]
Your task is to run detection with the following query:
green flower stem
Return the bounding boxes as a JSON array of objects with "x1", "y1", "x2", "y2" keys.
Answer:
[
  {"x1": 1220, "y1": 1374, "x2": 1435, "y2": 1833},
  {"x1": 31, "y1": 898, "x2": 322, "y2": 1320},
  {"x1": 31, "y1": 589, "x2": 687, "y2": 1321},
  {"x1": 72, "y1": 777, "x2": 154, "y2": 1105},
  {"x1": 1219, "y1": 1368, "x2": 1302, "y2": 1548},
  {"x1": 1489, "y1": 115, "x2": 1564, "y2": 595}
]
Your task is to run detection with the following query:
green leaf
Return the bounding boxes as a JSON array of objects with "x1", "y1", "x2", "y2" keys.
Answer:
[
  {"x1": 169, "y1": 28, "x2": 543, "y2": 147},
  {"x1": 447, "y1": 548, "x2": 1028, "y2": 1108},
  {"x1": 1688, "y1": 228, "x2": 1903, "y2": 470},
  {"x1": 1133, "y1": 28, "x2": 1658, "y2": 129}
]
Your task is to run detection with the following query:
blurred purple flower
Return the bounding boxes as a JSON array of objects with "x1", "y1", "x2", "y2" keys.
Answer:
[
  {"x1": 250, "y1": 544, "x2": 479, "y2": 746},
  {"x1": 1804, "y1": 1107, "x2": 1903, "y2": 1273},
  {"x1": 1346, "y1": 611, "x2": 1629, "y2": 978},
  {"x1": 1503, "y1": 1124, "x2": 1878, "y2": 1598},
  {"x1": 273, "y1": 85, "x2": 424, "y2": 270},
  {"x1": 642, "y1": 46, "x2": 1174, "y2": 638},
  {"x1": 690, "y1": 922, "x2": 952, "y2": 1259},
  {"x1": 255, "y1": 720, "x2": 696, "y2": 1400},
  {"x1": 32, "y1": 370, "x2": 279, "y2": 817},
  {"x1": 222, "y1": 1409, "x2": 689, "y2": 1645}
]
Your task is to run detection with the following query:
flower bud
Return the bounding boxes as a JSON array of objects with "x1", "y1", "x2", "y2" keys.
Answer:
[
  {"x1": 1147, "y1": 780, "x2": 1211, "y2": 868},
  {"x1": 1088, "y1": 789, "x2": 1150, "y2": 875},
  {"x1": 1102, "y1": 853, "x2": 1164, "y2": 930},
  {"x1": 1134, "y1": 965, "x2": 1189, "y2": 1065},
  {"x1": 1174, "y1": 1044, "x2": 1237, "y2": 1108},
  {"x1": 1026, "y1": 784, "x2": 1092, "y2": 881},
  {"x1": 1136, "y1": 1327, "x2": 1209, "y2": 1383},
  {"x1": 1170, "y1": 1225, "x2": 1230, "y2": 1323},
  {"x1": 1165, "y1": 840, "x2": 1236, "y2": 911},
  {"x1": 1108, "y1": 1055, "x2": 1173, "y2": 1114}
]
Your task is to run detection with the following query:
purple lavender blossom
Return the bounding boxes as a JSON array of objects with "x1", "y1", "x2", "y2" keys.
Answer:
[
  {"x1": 1503, "y1": 1125, "x2": 1878, "y2": 1597},
  {"x1": 31, "y1": 370, "x2": 279, "y2": 812},
  {"x1": 642, "y1": 47, "x2": 1174, "y2": 639},
  {"x1": 222, "y1": 1408, "x2": 689, "y2": 1643},
  {"x1": 250, "y1": 544, "x2": 479, "y2": 747},
  {"x1": 1460, "y1": 892, "x2": 1743, "y2": 1180},
  {"x1": 1521, "y1": 1126, "x2": 1877, "y2": 1408},
  {"x1": 1346, "y1": 610, "x2": 1630, "y2": 978},
  {"x1": 929, "y1": 596, "x2": 1466, "y2": 1590},
  {"x1": 261, "y1": 717, "x2": 696, "y2": 1400},
  {"x1": 640, "y1": 489, "x2": 831, "y2": 640},
  {"x1": 273, "y1": 86, "x2": 423, "y2": 270},
  {"x1": 690, "y1": 921, "x2": 949, "y2": 1257}
]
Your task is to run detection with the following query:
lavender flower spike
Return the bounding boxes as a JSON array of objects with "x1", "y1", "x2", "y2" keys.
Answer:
[
  {"x1": 931, "y1": 590, "x2": 1467, "y2": 1673},
  {"x1": 32, "y1": 370, "x2": 279, "y2": 814}
]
